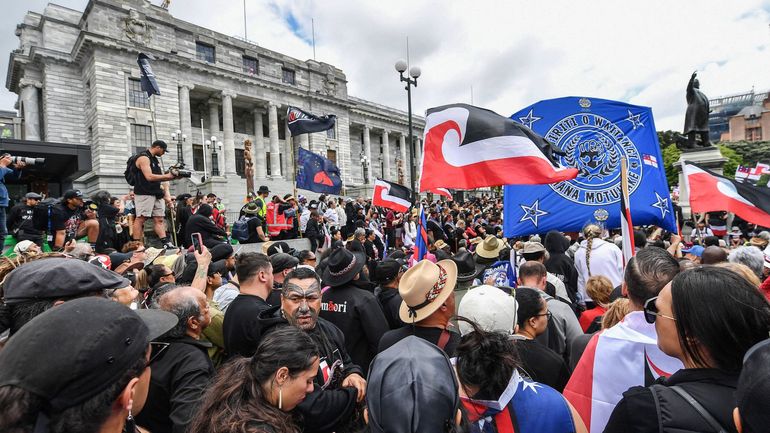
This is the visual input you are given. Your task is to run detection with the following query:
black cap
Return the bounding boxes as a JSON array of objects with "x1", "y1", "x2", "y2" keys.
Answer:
[
  {"x1": 3, "y1": 258, "x2": 131, "y2": 305},
  {"x1": 270, "y1": 253, "x2": 299, "y2": 274},
  {"x1": 62, "y1": 189, "x2": 83, "y2": 200},
  {"x1": 208, "y1": 259, "x2": 228, "y2": 277},
  {"x1": 267, "y1": 241, "x2": 295, "y2": 256},
  {"x1": 25, "y1": 192, "x2": 42, "y2": 200},
  {"x1": 151, "y1": 140, "x2": 168, "y2": 150},
  {"x1": 176, "y1": 193, "x2": 192, "y2": 201},
  {"x1": 373, "y1": 259, "x2": 401, "y2": 283},
  {"x1": 0, "y1": 297, "x2": 177, "y2": 412}
]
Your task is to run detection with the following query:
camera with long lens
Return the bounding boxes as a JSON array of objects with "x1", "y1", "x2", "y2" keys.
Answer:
[
  {"x1": 168, "y1": 163, "x2": 192, "y2": 178},
  {"x1": 9, "y1": 156, "x2": 45, "y2": 166}
]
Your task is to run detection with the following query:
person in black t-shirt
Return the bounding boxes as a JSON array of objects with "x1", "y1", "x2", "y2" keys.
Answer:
[
  {"x1": 378, "y1": 259, "x2": 461, "y2": 356},
  {"x1": 132, "y1": 140, "x2": 179, "y2": 248},
  {"x1": 8, "y1": 192, "x2": 43, "y2": 246},
  {"x1": 50, "y1": 189, "x2": 99, "y2": 250},
  {"x1": 512, "y1": 287, "x2": 570, "y2": 392}
]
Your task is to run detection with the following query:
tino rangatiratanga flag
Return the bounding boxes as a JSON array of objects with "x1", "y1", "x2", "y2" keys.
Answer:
[
  {"x1": 372, "y1": 179, "x2": 412, "y2": 213},
  {"x1": 287, "y1": 106, "x2": 336, "y2": 136}
]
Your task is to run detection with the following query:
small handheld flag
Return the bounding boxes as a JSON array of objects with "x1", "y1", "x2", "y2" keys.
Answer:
[
  {"x1": 413, "y1": 205, "x2": 428, "y2": 262},
  {"x1": 372, "y1": 179, "x2": 412, "y2": 213}
]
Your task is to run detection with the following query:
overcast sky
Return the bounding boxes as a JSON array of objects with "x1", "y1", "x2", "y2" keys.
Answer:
[{"x1": 2, "y1": 0, "x2": 770, "y2": 131}]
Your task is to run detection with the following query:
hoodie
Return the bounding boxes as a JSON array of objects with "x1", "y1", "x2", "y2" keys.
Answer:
[
  {"x1": 256, "y1": 306, "x2": 362, "y2": 433},
  {"x1": 573, "y1": 237, "x2": 624, "y2": 301},
  {"x1": 544, "y1": 230, "x2": 579, "y2": 303}
]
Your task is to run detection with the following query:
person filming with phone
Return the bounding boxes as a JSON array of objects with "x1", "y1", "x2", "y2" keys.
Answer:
[{"x1": 185, "y1": 203, "x2": 227, "y2": 249}]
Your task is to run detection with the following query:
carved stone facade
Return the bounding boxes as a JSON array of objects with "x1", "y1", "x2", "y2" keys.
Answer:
[{"x1": 6, "y1": 0, "x2": 424, "y2": 207}]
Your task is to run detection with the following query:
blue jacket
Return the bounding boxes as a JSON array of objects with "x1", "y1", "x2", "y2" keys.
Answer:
[{"x1": 0, "y1": 166, "x2": 21, "y2": 207}]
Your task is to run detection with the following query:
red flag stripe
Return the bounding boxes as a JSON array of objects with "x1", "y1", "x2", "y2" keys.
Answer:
[
  {"x1": 563, "y1": 333, "x2": 600, "y2": 432},
  {"x1": 686, "y1": 169, "x2": 770, "y2": 227}
]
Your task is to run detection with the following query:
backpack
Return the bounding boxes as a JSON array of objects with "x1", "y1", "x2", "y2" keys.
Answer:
[
  {"x1": 232, "y1": 216, "x2": 255, "y2": 242},
  {"x1": 32, "y1": 198, "x2": 58, "y2": 233},
  {"x1": 124, "y1": 152, "x2": 144, "y2": 186}
]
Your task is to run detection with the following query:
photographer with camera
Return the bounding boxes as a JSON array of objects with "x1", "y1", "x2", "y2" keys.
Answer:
[
  {"x1": 130, "y1": 140, "x2": 179, "y2": 248},
  {"x1": 0, "y1": 154, "x2": 25, "y2": 241}
]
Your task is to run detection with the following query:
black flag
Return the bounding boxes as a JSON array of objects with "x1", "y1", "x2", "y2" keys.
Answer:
[
  {"x1": 137, "y1": 53, "x2": 161, "y2": 97},
  {"x1": 287, "y1": 106, "x2": 336, "y2": 136}
]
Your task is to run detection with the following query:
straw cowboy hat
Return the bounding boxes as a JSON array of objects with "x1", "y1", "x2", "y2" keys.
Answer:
[
  {"x1": 475, "y1": 235, "x2": 505, "y2": 260},
  {"x1": 398, "y1": 259, "x2": 458, "y2": 323}
]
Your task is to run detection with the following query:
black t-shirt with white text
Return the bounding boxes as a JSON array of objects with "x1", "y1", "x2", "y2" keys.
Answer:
[{"x1": 51, "y1": 203, "x2": 83, "y2": 240}]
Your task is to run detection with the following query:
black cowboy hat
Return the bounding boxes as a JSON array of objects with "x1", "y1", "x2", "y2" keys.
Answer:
[
  {"x1": 322, "y1": 248, "x2": 366, "y2": 287},
  {"x1": 451, "y1": 250, "x2": 477, "y2": 283}
]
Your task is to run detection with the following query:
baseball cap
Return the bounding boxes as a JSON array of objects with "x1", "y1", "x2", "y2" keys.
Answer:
[
  {"x1": 457, "y1": 285, "x2": 518, "y2": 336},
  {"x1": 267, "y1": 241, "x2": 295, "y2": 256},
  {"x1": 207, "y1": 259, "x2": 228, "y2": 277},
  {"x1": 682, "y1": 245, "x2": 705, "y2": 257},
  {"x1": 521, "y1": 241, "x2": 546, "y2": 254},
  {"x1": 0, "y1": 297, "x2": 177, "y2": 413},
  {"x1": 3, "y1": 257, "x2": 131, "y2": 305},
  {"x1": 373, "y1": 259, "x2": 402, "y2": 283},
  {"x1": 25, "y1": 192, "x2": 42, "y2": 200},
  {"x1": 62, "y1": 189, "x2": 83, "y2": 200},
  {"x1": 270, "y1": 253, "x2": 299, "y2": 274}
]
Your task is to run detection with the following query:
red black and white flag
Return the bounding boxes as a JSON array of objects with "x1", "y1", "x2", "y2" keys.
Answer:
[
  {"x1": 430, "y1": 188, "x2": 452, "y2": 199},
  {"x1": 419, "y1": 103, "x2": 579, "y2": 191},
  {"x1": 683, "y1": 161, "x2": 770, "y2": 227},
  {"x1": 372, "y1": 178, "x2": 412, "y2": 213}
]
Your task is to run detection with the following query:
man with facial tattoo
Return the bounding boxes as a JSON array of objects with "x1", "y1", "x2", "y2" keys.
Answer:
[{"x1": 257, "y1": 266, "x2": 367, "y2": 433}]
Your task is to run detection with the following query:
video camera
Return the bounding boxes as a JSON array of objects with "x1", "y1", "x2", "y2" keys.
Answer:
[
  {"x1": 167, "y1": 162, "x2": 192, "y2": 179},
  {"x1": 4, "y1": 155, "x2": 45, "y2": 166}
]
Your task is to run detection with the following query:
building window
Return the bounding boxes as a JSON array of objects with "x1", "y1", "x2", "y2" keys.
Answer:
[
  {"x1": 193, "y1": 144, "x2": 204, "y2": 171},
  {"x1": 131, "y1": 124, "x2": 152, "y2": 154},
  {"x1": 326, "y1": 125, "x2": 337, "y2": 140},
  {"x1": 128, "y1": 78, "x2": 150, "y2": 109},
  {"x1": 235, "y1": 149, "x2": 246, "y2": 178},
  {"x1": 327, "y1": 149, "x2": 337, "y2": 165},
  {"x1": 266, "y1": 152, "x2": 271, "y2": 176},
  {"x1": 747, "y1": 126, "x2": 762, "y2": 142},
  {"x1": 282, "y1": 68, "x2": 295, "y2": 85},
  {"x1": 243, "y1": 56, "x2": 258, "y2": 75},
  {"x1": 196, "y1": 42, "x2": 216, "y2": 63}
]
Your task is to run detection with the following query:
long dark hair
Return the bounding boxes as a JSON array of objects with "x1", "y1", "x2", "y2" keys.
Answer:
[
  {"x1": 455, "y1": 318, "x2": 520, "y2": 400},
  {"x1": 188, "y1": 327, "x2": 319, "y2": 433},
  {"x1": 671, "y1": 266, "x2": 770, "y2": 372}
]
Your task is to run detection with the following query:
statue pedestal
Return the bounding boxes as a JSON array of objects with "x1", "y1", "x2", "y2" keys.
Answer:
[{"x1": 673, "y1": 146, "x2": 727, "y2": 219}]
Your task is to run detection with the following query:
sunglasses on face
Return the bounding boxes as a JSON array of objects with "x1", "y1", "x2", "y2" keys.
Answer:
[
  {"x1": 148, "y1": 341, "x2": 170, "y2": 366},
  {"x1": 643, "y1": 296, "x2": 677, "y2": 324}
]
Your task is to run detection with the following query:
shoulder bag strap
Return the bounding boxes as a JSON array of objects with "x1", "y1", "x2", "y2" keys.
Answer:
[
  {"x1": 670, "y1": 385, "x2": 728, "y2": 433},
  {"x1": 437, "y1": 329, "x2": 451, "y2": 350}
]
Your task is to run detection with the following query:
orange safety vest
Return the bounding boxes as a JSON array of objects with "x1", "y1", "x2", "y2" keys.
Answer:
[{"x1": 267, "y1": 202, "x2": 292, "y2": 237}]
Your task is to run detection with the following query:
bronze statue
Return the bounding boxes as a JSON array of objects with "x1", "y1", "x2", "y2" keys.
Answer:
[
  {"x1": 243, "y1": 139, "x2": 255, "y2": 196},
  {"x1": 683, "y1": 71, "x2": 711, "y2": 148}
]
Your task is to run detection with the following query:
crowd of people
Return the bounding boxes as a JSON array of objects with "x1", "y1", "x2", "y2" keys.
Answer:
[{"x1": 0, "y1": 141, "x2": 770, "y2": 433}]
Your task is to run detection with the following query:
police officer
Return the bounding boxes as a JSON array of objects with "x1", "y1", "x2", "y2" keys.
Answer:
[{"x1": 8, "y1": 192, "x2": 43, "y2": 246}]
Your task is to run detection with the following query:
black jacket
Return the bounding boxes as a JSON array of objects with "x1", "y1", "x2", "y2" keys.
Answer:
[
  {"x1": 544, "y1": 230, "x2": 579, "y2": 303},
  {"x1": 222, "y1": 294, "x2": 272, "y2": 357},
  {"x1": 8, "y1": 203, "x2": 40, "y2": 240},
  {"x1": 378, "y1": 326, "x2": 461, "y2": 357},
  {"x1": 374, "y1": 285, "x2": 404, "y2": 330},
  {"x1": 604, "y1": 368, "x2": 739, "y2": 433},
  {"x1": 135, "y1": 335, "x2": 214, "y2": 433},
  {"x1": 305, "y1": 217, "x2": 323, "y2": 241},
  {"x1": 185, "y1": 212, "x2": 226, "y2": 248},
  {"x1": 319, "y1": 283, "x2": 389, "y2": 376},
  {"x1": 258, "y1": 306, "x2": 363, "y2": 433}
]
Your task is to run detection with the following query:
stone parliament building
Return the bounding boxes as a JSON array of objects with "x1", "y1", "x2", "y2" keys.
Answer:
[{"x1": 4, "y1": 0, "x2": 425, "y2": 207}]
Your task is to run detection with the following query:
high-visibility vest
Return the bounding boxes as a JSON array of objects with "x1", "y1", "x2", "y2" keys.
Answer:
[
  {"x1": 267, "y1": 202, "x2": 291, "y2": 237},
  {"x1": 256, "y1": 197, "x2": 267, "y2": 219}
]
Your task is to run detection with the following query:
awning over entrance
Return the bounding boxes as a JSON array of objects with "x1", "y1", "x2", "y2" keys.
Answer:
[{"x1": 0, "y1": 138, "x2": 92, "y2": 182}]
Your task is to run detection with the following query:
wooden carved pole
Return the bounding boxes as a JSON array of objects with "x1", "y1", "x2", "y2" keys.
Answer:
[{"x1": 244, "y1": 139, "x2": 255, "y2": 197}]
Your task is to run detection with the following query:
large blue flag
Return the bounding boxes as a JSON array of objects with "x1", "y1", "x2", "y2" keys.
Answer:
[
  {"x1": 296, "y1": 147, "x2": 342, "y2": 195},
  {"x1": 504, "y1": 97, "x2": 676, "y2": 237}
]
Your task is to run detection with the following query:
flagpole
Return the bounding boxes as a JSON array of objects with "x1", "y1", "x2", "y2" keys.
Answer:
[
  {"x1": 620, "y1": 159, "x2": 635, "y2": 265},
  {"x1": 149, "y1": 93, "x2": 178, "y2": 246}
]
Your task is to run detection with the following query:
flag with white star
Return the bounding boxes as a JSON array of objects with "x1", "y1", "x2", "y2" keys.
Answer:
[
  {"x1": 504, "y1": 97, "x2": 676, "y2": 236},
  {"x1": 296, "y1": 147, "x2": 342, "y2": 194}
]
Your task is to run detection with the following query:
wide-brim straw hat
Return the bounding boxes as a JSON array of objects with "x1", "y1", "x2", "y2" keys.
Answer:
[
  {"x1": 475, "y1": 235, "x2": 505, "y2": 259},
  {"x1": 398, "y1": 259, "x2": 458, "y2": 323}
]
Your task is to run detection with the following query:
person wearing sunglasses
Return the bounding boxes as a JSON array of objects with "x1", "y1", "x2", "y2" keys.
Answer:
[
  {"x1": 136, "y1": 286, "x2": 214, "y2": 433},
  {"x1": 0, "y1": 297, "x2": 177, "y2": 433},
  {"x1": 188, "y1": 327, "x2": 320, "y2": 433},
  {"x1": 605, "y1": 266, "x2": 770, "y2": 433}
]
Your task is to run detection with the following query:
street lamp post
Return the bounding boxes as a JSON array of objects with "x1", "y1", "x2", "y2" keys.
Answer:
[
  {"x1": 395, "y1": 59, "x2": 421, "y2": 195},
  {"x1": 171, "y1": 129, "x2": 186, "y2": 165},
  {"x1": 360, "y1": 150, "x2": 369, "y2": 185},
  {"x1": 208, "y1": 136, "x2": 220, "y2": 177}
]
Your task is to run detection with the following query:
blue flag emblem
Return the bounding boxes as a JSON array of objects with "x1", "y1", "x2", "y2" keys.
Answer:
[
  {"x1": 504, "y1": 97, "x2": 676, "y2": 237},
  {"x1": 296, "y1": 147, "x2": 342, "y2": 195}
]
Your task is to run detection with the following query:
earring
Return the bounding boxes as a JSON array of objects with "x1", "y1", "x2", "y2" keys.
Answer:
[
  {"x1": 125, "y1": 409, "x2": 136, "y2": 433},
  {"x1": 278, "y1": 386, "x2": 283, "y2": 410}
]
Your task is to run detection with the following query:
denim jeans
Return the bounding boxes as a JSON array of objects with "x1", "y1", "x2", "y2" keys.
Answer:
[{"x1": 0, "y1": 206, "x2": 7, "y2": 239}]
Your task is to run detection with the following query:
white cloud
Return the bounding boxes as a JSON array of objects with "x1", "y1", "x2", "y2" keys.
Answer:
[{"x1": 2, "y1": 0, "x2": 769, "y2": 132}]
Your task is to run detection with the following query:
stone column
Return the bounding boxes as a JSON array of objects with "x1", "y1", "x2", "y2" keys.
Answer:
[
  {"x1": 399, "y1": 133, "x2": 408, "y2": 184},
  {"x1": 178, "y1": 82, "x2": 195, "y2": 166},
  {"x1": 268, "y1": 102, "x2": 282, "y2": 179},
  {"x1": 382, "y1": 130, "x2": 391, "y2": 181},
  {"x1": 208, "y1": 98, "x2": 222, "y2": 175},
  {"x1": 363, "y1": 125, "x2": 372, "y2": 184},
  {"x1": 19, "y1": 78, "x2": 42, "y2": 141},
  {"x1": 299, "y1": 132, "x2": 309, "y2": 149},
  {"x1": 253, "y1": 107, "x2": 266, "y2": 180},
  {"x1": 221, "y1": 90, "x2": 237, "y2": 175}
]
